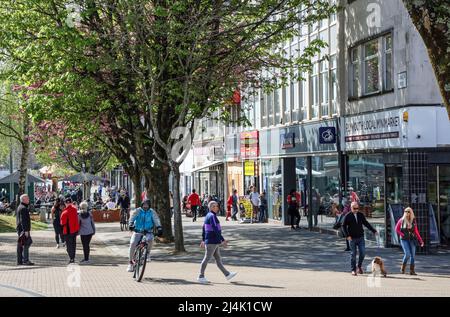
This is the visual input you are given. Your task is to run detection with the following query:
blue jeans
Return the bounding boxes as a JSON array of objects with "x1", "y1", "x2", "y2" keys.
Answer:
[
  {"x1": 258, "y1": 206, "x2": 266, "y2": 223},
  {"x1": 349, "y1": 237, "x2": 366, "y2": 271},
  {"x1": 400, "y1": 239, "x2": 417, "y2": 265}
]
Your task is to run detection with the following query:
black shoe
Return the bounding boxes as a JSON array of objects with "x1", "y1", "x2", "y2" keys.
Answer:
[
  {"x1": 22, "y1": 261, "x2": 34, "y2": 266},
  {"x1": 295, "y1": 226, "x2": 300, "y2": 230},
  {"x1": 344, "y1": 248, "x2": 351, "y2": 251},
  {"x1": 17, "y1": 262, "x2": 23, "y2": 266},
  {"x1": 68, "y1": 259, "x2": 75, "y2": 264}
]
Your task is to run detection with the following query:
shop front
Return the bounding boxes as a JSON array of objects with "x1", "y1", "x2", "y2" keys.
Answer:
[
  {"x1": 260, "y1": 119, "x2": 340, "y2": 225},
  {"x1": 342, "y1": 106, "x2": 450, "y2": 251}
]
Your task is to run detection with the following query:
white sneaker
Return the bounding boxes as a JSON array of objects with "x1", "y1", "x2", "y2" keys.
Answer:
[
  {"x1": 62, "y1": 242, "x2": 66, "y2": 248},
  {"x1": 197, "y1": 277, "x2": 209, "y2": 284},
  {"x1": 226, "y1": 272, "x2": 237, "y2": 281},
  {"x1": 56, "y1": 244, "x2": 60, "y2": 249},
  {"x1": 127, "y1": 264, "x2": 134, "y2": 272}
]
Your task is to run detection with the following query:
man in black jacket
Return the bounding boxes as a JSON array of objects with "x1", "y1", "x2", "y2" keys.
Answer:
[
  {"x1": 342, "y1": 202, "x2": 377, "y2": 276},
  {"x1": 16, "y1": 194, "x2": 34, "y2": 265}
]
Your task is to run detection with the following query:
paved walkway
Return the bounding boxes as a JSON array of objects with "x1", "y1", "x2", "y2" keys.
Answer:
[{"x1": 0, "y1": 215, "x2": 449, "y2": 297}]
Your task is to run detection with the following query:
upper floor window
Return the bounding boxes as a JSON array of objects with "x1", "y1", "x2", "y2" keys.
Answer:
[{"x1": 349, "y1": 32, "x2": 393, "y2": 99}]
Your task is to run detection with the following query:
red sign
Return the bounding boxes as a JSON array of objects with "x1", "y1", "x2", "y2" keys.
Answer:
[{"x1": 240, "y1": 131, "x2": 259, "y2": 158}]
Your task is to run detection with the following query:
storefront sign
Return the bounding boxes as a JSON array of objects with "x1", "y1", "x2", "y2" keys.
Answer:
[
  {"x1": 343, "y1": 110, "x2": 404, "y2": 150},
  {"x1": 281, "y1": 133, "x2": 295, "y2": 149},
  {"x1": 240, "y1": 131, "x2": 259, "y2": 158},
  {"x1": 244, "y1": 161, "x2": 255, "y2": 176},
  {"x1": 260, "y1": 120, "x2": 337, "y2": 157},
  {"x1": 319, "y1": 127, "x2": 336, "y2": 144}
]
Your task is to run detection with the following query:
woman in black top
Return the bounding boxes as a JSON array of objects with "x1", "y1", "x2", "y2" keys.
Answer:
[{"x1": 51, "y1": 198, "x2": 65, "y2": 248}]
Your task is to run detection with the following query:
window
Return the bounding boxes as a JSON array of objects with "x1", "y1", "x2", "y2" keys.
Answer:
[
  {"x1": 260, "y1": 91, "x2": 267, "y2": 128},
  {"x1": 330, "y1": 55, "x2": 337, "y2": 115},
  {"x1": 311, "y1": 63, "x2": 319, "y2": 119},
  {"x1": 384, "y1": 34, "x2": 393, "y2": 91},
  {"x1": 282, "y1": 85, "x2": 290, "y2": 124},
  {"x1": 301, "y1": 73, "x2": 308, "y2": 120},
  {"x1": 274, "y1": 87, "x2": 280, "y2": 125},
  {"x1": 350, "y1": 47, "x2": 360, "y2": 98},
  {"x1": 267, "y1": 91, "x2": 273, "y2": 126},
  {"x1": 291, "y1": 81, "x2": 300, "y2": 122},
  {"x1": 320, "y1": 60, "x2": 329, "y2": 117},
  {"x1": 349, "y1": 32, "x2": 394, "y2": 100},
  {"x1": 364, "y1": 39, "x2": 380, "y2": 94}
]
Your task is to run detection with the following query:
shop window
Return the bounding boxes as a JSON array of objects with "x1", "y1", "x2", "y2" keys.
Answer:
[{"x1": 348, "y1": 154, "x2": 385, "y2": 243}]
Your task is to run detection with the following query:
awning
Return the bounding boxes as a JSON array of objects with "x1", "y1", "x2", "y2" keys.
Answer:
[
  {"x1": 189, "y1": 161, "x2": 223, "y2": 173},
  {"x1": 0, "y1": 171, "x2": 45, "y2": 184}
]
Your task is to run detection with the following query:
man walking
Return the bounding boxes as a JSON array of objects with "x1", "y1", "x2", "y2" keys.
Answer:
[
  {"x1": 341, "y1": 202, "x2": 378, "y2": 276},
  {"x1": 188, "y1": 189, "x2": 201, "y2": 222},
  {"x1": 230, "y1": 189, "x2": 239, "y2": 221},
  {"x1": 16, "y1": 194, "x2": 34, "y2": 266}
]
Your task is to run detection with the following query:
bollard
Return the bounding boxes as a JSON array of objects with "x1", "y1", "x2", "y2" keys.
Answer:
[{"x1": 40, "y1": 207, "x2": 47, "y2": 222}]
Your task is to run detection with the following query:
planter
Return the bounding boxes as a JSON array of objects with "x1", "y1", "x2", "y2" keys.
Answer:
[{"x1": 92, "y1": 209, "x2": 120, "y2": 222}]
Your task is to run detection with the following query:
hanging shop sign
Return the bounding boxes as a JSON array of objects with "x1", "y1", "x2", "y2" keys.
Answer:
[{"x1": 240, "y1": 130, "x2": 259, "y2": 158}]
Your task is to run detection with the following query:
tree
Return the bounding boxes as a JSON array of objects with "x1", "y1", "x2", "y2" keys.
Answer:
[
  {"x1": 0, "y1": 83, "x2": 33, "y2": 196},
  {"x1": 403, "y1": 1, "x2": 450, "y2": 118}
]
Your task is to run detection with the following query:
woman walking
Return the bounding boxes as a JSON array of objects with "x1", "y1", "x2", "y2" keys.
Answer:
[
  {"x1": 61, "y1": 198, "x2": 80, "y2": 264},
  {"x1": 395, "y1": 207, "x2": 424, "y2": 275},
  {"x1": 78, "y1": 201, "x2": 96, "y2": 264},
  {"x1": 197, "y1": 201, "x2": 237, "y2": 284},
  {"x1": 51, "y1": 198, "x2": 65, "y2": 248}
]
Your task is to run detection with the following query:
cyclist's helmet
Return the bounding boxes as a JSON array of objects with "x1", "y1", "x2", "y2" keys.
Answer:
[{"x1": 141, "y1": 199, "x2": 151, "y2": 208}]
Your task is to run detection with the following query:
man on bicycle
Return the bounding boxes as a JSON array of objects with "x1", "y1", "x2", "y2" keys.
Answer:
[
  {"x1": 118, "y1": 190, "x2": 130, "y2": 222},
  {"x1": 127, "y1": 199, "x2": 163, "y2": 272}
]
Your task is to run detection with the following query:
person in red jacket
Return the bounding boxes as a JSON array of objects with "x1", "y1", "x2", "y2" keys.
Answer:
[
  {"x1": 287, "y1": 189, "x2": 301, "y2": 230},
  {"x1": 188, "y1": 189, "x2": 201, "y2": 222},
  {"x1": 61, "y1": 197, "x2": 80, "y2": 264}
]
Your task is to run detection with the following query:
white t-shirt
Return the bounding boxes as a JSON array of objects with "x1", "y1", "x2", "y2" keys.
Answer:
[
  {"x1": 106, "y1": 201, "x2": 116, "y2": 210},
  {"x1": 250, "y1": 192, "x2": 260, "y2": 207}
]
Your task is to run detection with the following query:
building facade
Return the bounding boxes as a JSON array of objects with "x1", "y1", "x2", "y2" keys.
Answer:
[{"x1": 179, "y1": 0, "x2": 450, "y2": 252}]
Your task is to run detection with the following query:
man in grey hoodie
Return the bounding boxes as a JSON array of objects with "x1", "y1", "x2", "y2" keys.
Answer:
[{"x1": 78, "y1": 201, "x2": 96, "y2": 264}]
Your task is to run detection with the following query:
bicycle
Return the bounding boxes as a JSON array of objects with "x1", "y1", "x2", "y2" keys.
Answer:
[
  {"x1": 131, "y1": 230, "x2": 151, "y2": 282},
  {"x1": 120, "y1": 208, "x2": 129, "y2": 231}
]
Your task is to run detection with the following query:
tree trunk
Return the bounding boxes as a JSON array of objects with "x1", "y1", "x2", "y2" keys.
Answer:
[
  {"x1": 131, "y1": 172, "x2": 141, "y2": 209},
  {"x1": 144, "y1": 164, "x2": 174, "y2": 242},
  {"x1": 170, "y1": 161, "x2": 185, "y2": 253},
  {"x1": 18, "y1": 114, "x2": 30, "y2": 196}
]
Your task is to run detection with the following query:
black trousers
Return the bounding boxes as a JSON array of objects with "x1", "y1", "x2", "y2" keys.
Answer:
[
  {"x1": 17, "y1": 234, "x2": 32, "y2": 264},
  {"x1": 192, "y1": 205, "x2": 198, "y2": 221},
  {"x1": 289, "y1": 208, "x2": 300, "y2": 228},
  {"x1": 65, "y1": 234, "x2": 77, "y2": 261},
  {"x1": 81, "y1": 234, "x2": 93, "y2": 261}
]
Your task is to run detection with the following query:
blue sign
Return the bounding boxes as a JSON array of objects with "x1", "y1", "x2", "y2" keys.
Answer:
[
  {"x1": 319, "y1": 127, "x2": 336, "y2": 144},
  {"x1": 281, "y1": 133, "x2": 295, "y2": 149}
]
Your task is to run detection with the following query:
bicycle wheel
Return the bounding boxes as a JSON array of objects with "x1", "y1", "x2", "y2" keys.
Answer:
[{"x1": 135, "y1": 245, "x2": 148, "y2": 282}]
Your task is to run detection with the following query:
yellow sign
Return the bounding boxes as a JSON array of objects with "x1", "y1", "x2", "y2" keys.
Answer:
[
  {"x1": 244, "y1": 161, "x2": 255, "y2": 176},
  {"x1": 241, "y1": 199, "x2": 253, "y2": 219}
]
